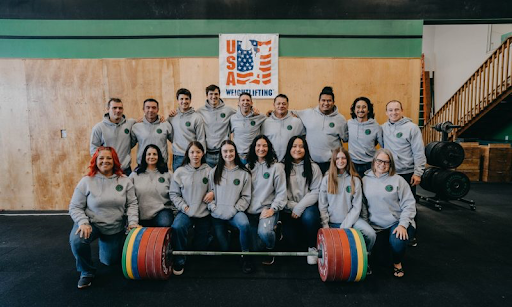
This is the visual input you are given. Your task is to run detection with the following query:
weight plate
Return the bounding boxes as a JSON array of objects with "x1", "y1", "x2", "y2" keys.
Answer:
[
  {"x1": 344, "y1": 229, "x2": 359, "y2": 282},
  {"x1": 317, "y1": 229, "x2": 334, "y2": 282},
  {"x1": 332, "y1": 229, "x2": 346, "y2": 281},
  {"x1": 131, "y1": 227, "x2": 146, "y2": 280},
  {"x1": 145, "y1": 227, "x2": 161, "y2": 279},
  {"x1": 126, "y1": 227, "x2": 142, "y2": 279},
  {"x1": 153, "y1": 227, "x2": 172, "y2": 280},
  {"x1": 349, "y1": 228, "x2": 364, "y2": 282},
  {"x1": 137, "y1": 227, "x2": 154, "y2": 279},
  {"x1": 353, "y1": 229, "x2": 368, "y2": 281},
  {"x1": 122, "y1": 228, "x2": 137, "y2": 279},
  {"x1": 337, "y1": 229, "x2": 352, "y2": 281},
  {"x1": 325, "y1": 229, "x2": 340, "y2": 281}
]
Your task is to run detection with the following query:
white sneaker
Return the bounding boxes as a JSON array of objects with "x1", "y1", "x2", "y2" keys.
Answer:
[{"x1": 307, "y1": 247, "x2": 318, "y2": 265}]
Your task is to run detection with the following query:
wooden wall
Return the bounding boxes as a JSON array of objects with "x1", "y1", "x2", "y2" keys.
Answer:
[{"x1": 0, "y1": 58, "x2": 420, "y2": 210}]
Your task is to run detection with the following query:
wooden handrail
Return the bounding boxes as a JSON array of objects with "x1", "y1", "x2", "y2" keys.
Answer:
[{"x1": 423, "y1": 37, "x2": 512, "y2": 144}]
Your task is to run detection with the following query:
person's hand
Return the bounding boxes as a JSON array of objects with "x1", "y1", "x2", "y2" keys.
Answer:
[
  {"x1": 291, "y1": 212, "x2": 299, "y2": 219},
  {"x1": 127, "y1": 224, "x2": 141, "y2": 231},
  {"x1": 411, "y1": 175, "x2": 421, "y2": 186},
  {"x1": 260, "y1": 208, "x2": 275, "y2": 219},
  {"x1": 203, "y1": 191, "x2": 214, "y2": 203},
  {"x1": 160, "y1": 115, "x2": 166, "y2": 123},
  {"x1": 393, "y1": 225, "x2": 409, "y2": 240},
  {"x1": 183, "y1": 205, "x2": 190, "y2": 213},
  {"x1": 266, "y1": 110, "x2": 273, "y2": 117},
  {"x1": 169, "y1": 109, "x2": 178, "y2": 118},
  {"x1": 76, "y1": 224, "x2": 92, "y2": 239},
  {"x1": 253, "y1": 108, "x2": 260, "y2": 116}
]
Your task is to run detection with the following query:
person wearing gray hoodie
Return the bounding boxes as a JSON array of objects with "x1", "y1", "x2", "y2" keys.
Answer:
[
  {"x1": 90, "y1": 98, "x2": 136, "y2": 175},
  {"x1": 347, "y1": 96, "x2": 383, "y2": 177},
  {"x1": 362, "y1": 148, "x2": 416, "y2": 278},
  {"x1": 69, "y1": 146, "x2": 139, "y2": 289},
  {"x1": 246, "y1": 135, "x2": 287, "y2": 265},
  {"x1": 294, "y1": 86, "x2": 348, "y2": 174},
  {"x1": 169, "y1": 141, "x2": 213, "y2": 275},
  {"x1": 197, "y1": 84, "x2": 237, "y2": 167},
  {"x1": 208, "y1": 140, "x2": 254, "y2": 273},
  {"x1": 167, "y1": 88, "x2": 206, "y2": 171}
]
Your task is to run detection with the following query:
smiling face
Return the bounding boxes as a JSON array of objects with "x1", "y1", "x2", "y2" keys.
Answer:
[
  {"x1": 386, "y1": 101, "x2": 404, "y2": 123},
  {"x1": 188, "y1": 145, "x2": 204, "y2": 167},
  {"x1": 319, "y1": 94, "x2": 335, "y2": 115},
  {"x1": 145, "y1": 147, "x2": 159, "y2": 168},
  {"x1": 374, "y1": 152, "x2": 391, "y2": 176},
  {"x1": 255, "y1": 138, "x2": 269, "y2": 161},
  {"x1": 221, "y1": 143, "x2": 236, "y2": 165},
  {"x1": 178, "y1": 94, "x2": 191, "y2": 112},
  {"x1": 335, "y1": 151, "x2": 347, "y2": 173},
  {"x1": 354, "y1": 100, "x2": 369, "y2": 121},
  {"x1": 96, "y1": 150, "x2": 114, "y2": 176},
  {"x1": 108, "y1": 101, "x2": 124, "y2": 123},
  {"x1": 274, "y1": 97, "x2": 289, "y2": 118},
  {"x1": 238, "y1": 94, "x2": 253, "y2": 115},
  {"x1": 143, "y1": 101, "x2": 159, "y2": 122},
  {"x1": 290, "y1": 138, "x2": 305, "y2": 163},
  {"x1": 207, "y1": 89, "x2": 220, "y2": 107}
]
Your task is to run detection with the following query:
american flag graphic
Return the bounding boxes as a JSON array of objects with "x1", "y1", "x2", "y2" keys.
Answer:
[{"x1": 236, "y1": 39, "x2": 272, "y2": 85}]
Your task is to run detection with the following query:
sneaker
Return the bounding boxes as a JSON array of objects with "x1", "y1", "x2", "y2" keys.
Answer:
[
  {"x1": 275, "y1": 221, "x2": 283, "y2": 242},
  {"x1": 77, "y1": 276, "x2": 93, "y2": 289},
  {"x1": 172, "y1": 264, "x2": 184, "y2": 276},
  {"x1": 261, "y1": 256, "x2": 275, "y2": 265},
  {"x1": 307, "y1": 247, "x2": 318, "y2": 265},
  {"x1": 241, "y1": 255, "x2": 254, "y2": 274},
  {"x1": 408, "y1": 237, "x2": 418, "y2": 247}
]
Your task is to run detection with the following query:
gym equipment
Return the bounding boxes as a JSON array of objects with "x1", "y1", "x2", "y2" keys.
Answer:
[
  {"x1": 421, "y1": 167, "x2": 471, "y2": 199},
  {"x1": 425, "y1": 141, "x2": 465, "y2": 169},
  {"x1": 122, "y1": 227, "x2": 368, "y2": 282}
]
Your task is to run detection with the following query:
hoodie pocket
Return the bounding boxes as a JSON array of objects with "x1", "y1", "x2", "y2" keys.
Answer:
[{"x1": 212, "y1": 203, "x2": 237, "y2": 220}]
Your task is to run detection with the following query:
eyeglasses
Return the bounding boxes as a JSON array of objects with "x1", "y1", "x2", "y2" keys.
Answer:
[{"x1": 375, "y1": 159, "x2": 390, "y2": 166}]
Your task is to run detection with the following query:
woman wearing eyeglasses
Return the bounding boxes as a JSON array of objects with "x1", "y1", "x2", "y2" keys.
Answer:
[{"x1": 362, "y1": 148, "x2": 416, "y2": 278}]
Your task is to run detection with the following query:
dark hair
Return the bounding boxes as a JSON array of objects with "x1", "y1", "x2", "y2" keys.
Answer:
[
  {"x1": 350, "y1": 96, "x2": 375, "y2": 119},
  {"x1": 319, "y1": 86, "x2": 334, "y2": 101},
  {"x1": 247, "y1": 135, "x2": 277, "y2": 169},
  {"x1": 214, "y1": 140, "x2": 250, "y2": 185},
  {"x1": 176, "y1": 88, "x2": 192, "y2": 100},
  {"x1": 143, "y1": 98, "x2": 159, "y2": 108},
  {"x1": 274, "y1": 94, "x2": 288, "y2": 103},
  {"x1": 107, "y1": 98, "x2": 122, "y2": 108},
  {"x1": 181, "y1": 141, "x2": 206, "y2": 166},
  {"x1": 386, "y1": 100, "x2": 403, "y2": 110},
  {"x1": 206, "y1": 84, "x2": 220, "y2": 95},
  {"x1": 135, "y1": 144, "x2": 168, "y2": 175},
  {"x1": 283, "y1": 136, "x2": 313, "y2": 186},
  {"x1": 239, "y1": 92, "x2": 252, "y2": 100}
]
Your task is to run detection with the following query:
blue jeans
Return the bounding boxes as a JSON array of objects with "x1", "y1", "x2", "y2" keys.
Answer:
[
  {"x1": 171, "y1": 213, "x2": 211, "y2": 266},
  {"x1": 140, "y1": 209, "x2": 174, "y2": 227},
  {"x1": 329, "y1": 218, "x2": 377, "y2": 252},
  {"x1": 281, "y1": 205, "x2": 320, "y2": 248},
  {"x1": 173, "y1": 155, "x2": 185, "y2": 172},
  {"x1": 238, "y1": 154, "x2": 248, "y2": 165},
  {"x1": 212, "y1": 212, "x2": 251, "y2": 252},
  {"x1": 375, "y1": 222, "x2": 416, "y2": 264},
  {"x1": 247, "y1": 211, "x2": 279, "y2": 251},
  {"x1": 69, "y1": 223, "x2": 124, "y2": 277},
  {"x1": 353, "y1": 162, "x2": 372, "y2": 178},
  {"x1": 205, "y1": 151, "x2": 220, "y2": 168}
]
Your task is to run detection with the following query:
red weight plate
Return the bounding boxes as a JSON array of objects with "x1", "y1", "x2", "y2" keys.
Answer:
[
  {"x1": 145, "y1": 227, "x2": 160, "y2": 280},
  {"x1": 332, "y1": 229, "x2": 346, "y2": 281},
  {"x1": 325, "y1": 229, "x2": 339, "y2": 281},
  {"x1": 137, "y1": 227, "x2": 154, "y2": 279},
  {"x1": 338, "y1": 229, "x2": 352, "y2": 281},
  {"x1": 316, "y1": 229, "x2": 330, "y2": 282},
  {"x1": 324, "y1": 229, "x2": 337, "y2": 281},
  {"x1": 153, "y1": 227, "x2": 172, "y2": 280}
]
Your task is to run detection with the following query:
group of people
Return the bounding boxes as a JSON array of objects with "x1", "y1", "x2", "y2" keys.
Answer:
[{"x1": 69, "y1": 84, "x2": 426, "y2": 289}]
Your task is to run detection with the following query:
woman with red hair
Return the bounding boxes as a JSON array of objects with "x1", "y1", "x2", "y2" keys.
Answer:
[{"x1": 69, "y1": 146, "x2": 140, "y2": 289}]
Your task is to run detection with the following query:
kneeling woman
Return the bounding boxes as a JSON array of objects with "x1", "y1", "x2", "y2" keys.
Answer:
[
  {"x1": 282, "y1": 136, "x2": 322, "y2": 265},
  {"x1": 363, "y1": 148, "x2": 416, "y2": 278},
  {"x1": 69, "y1": 146, "x2": 139, "y2": 289},
  {"x1": 246, "y1": 135, "x2": 287, "y2": 265},
  {"x1": 319, "y1": 147, "x2": 376, "y2": 258},
  {"x1": 170, "y1": 141, "x2": 213, "y2": 276},
  {"x1": 130, "y1": 144, "x2": 174, "y2": 227},
  {"x1": 208, "y1": 140, "x2": 253, "y2": 273}
]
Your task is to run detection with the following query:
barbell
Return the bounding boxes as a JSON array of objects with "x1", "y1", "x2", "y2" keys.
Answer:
[{"x1": 122, "y1": 227, "x2": 368, "y2": 282}]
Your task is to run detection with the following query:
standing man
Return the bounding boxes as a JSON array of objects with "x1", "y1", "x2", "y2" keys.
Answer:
[
  {"x1": 295, "y1": 86, "x2": 348, "y2": 174},
  {"x1": 168, "y1": 88, "x2": 206, "y2": 171},
  {"x1": 230, "y1": 92, "x2": 266, "y2": 164},
  {"x1": 347, "y1": 96, "x2": 383, "y2": 177},
  {"x1": 90, "y1": 98, "x2": 136, "y2": 175},
  {"x1": 131, "y1": 98, "x2": 174, "y2": 166},
  {"x1": 261, "y1": 94, "x2": 305, "y2": 161},
  {"x1": 196, "y1": 84, "x2": 236, "y2": 167}
]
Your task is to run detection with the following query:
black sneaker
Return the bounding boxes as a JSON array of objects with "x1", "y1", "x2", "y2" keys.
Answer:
[
  {"x1": 77, "y1": 276, "x2": 93, "y2": 289},
  {"x1": 241, "y1": 256, "x2": 254, "y2": 274},
  {"x1": 275, "y1": 221, "x2": 283, "y2": 242},
  {"x1": 262, "y1": 255, "x2": 275, "y2": 265},
  {"x1": 173, "y1": 264, "x2": 184, "y2": 276}
]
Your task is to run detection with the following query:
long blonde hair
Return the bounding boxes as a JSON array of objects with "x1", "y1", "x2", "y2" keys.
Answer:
[{"x1": 327, "y1": 147, "x2": 360, "y2": 195}]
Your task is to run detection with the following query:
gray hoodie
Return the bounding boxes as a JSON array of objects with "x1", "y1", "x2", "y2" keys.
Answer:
[
  {"x1": 90, "y1": 114, "x2": 136, "y2": 170},
  {"x1": 347, "y1": 118, "x2": 383, "y2": 164},
  {"x1": 230, "y1": 109, "x2": 266, "y2": 155},
  {"x1": 197, "y1": 100, "x2": 236, "y2": 151},
  {"x1": 131, "y1": 116, "x2": 173, "y2": 164},
  {"x1": 167, "y1": 107, "x2": 206, "y2": 156},
  {"x1": 318, "y1": 172, "x2": 362, "y2": 228},
  {"x1": 208, "y1": 166, "x2": 251, "y2": 220},
  {"x1": 169, "y1": 163, "x2": 211, "y2": 218},
  {"x1": 69, "y1": 173, "x2": 139, "y2": 235},
  {"x1": 286, "y1": 161, "x2": 322, "y2": 217},
  {"x1": 129, "y1": 170, "x2": 173, "y2": 221},
  {"x1": 296, "y1": 106, "x2": 348, "y2": 163},
  {"x1": 261, "y1": 112, "x2": 305, "y2": 161},
  {"x1": 248, "y1": 161, "x2": 287, "y2": 214},
  {"x1": 362, "y1": 170, "x2": 416, "y2": 230},
  {"x1": 382, "y1": 117, "x2": 426, "y2": 176}
]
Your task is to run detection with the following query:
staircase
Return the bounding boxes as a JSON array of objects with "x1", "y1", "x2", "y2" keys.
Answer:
[{"x1": 423, "y1": 37, "x2": 512, "y2": 143}]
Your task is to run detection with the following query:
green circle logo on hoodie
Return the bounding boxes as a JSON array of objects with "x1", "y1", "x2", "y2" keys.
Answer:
[
  {"x1": 396, "y1": 132, "x2": 403, "y2": 138},
  {"x1": 156, "y1": 128, "x2": 162, "y2": 134},
  {"x1": 263, "y1": 172, "x2": 270, "y2": 179},
  {"x1": 234, "y1": 179, "x2": 240, "y2": 186},
  {"x1": 220, "y1": 113, "x2": 226, "y2": 118},
  {"x1": 185, "y1": 121, "x2": 191, "y2": 127},
  {"x1": 346, "y1": 186, "x2": 351, "y2": 193},
  {"x1": 329, "y1": 122, "x2": 335, "y2": 128},
  {"x1": 250, "y1": 120, "x2": 256, "y2": 126},
  {"x1": 124, "y1": 128, "x2": 130, "y2": 134},
  {"x1": 202, "y1": 177, "x2": 208, "y2": 184},
  {"x1": 365, "y1": 129, "x2": 371, "y2": 135},
  {"x1": 385, "y1": 185, "x2": 393, "y2": 192},
  {"x1": 158, "y1": 177, "x2": 165, "y2": 183},
  {"x1": 116, "y1": 185, "x2": 123, "y2": 192},
  {"x1": 287, "y1": 125, "x2": 292, "y2": 130}
]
